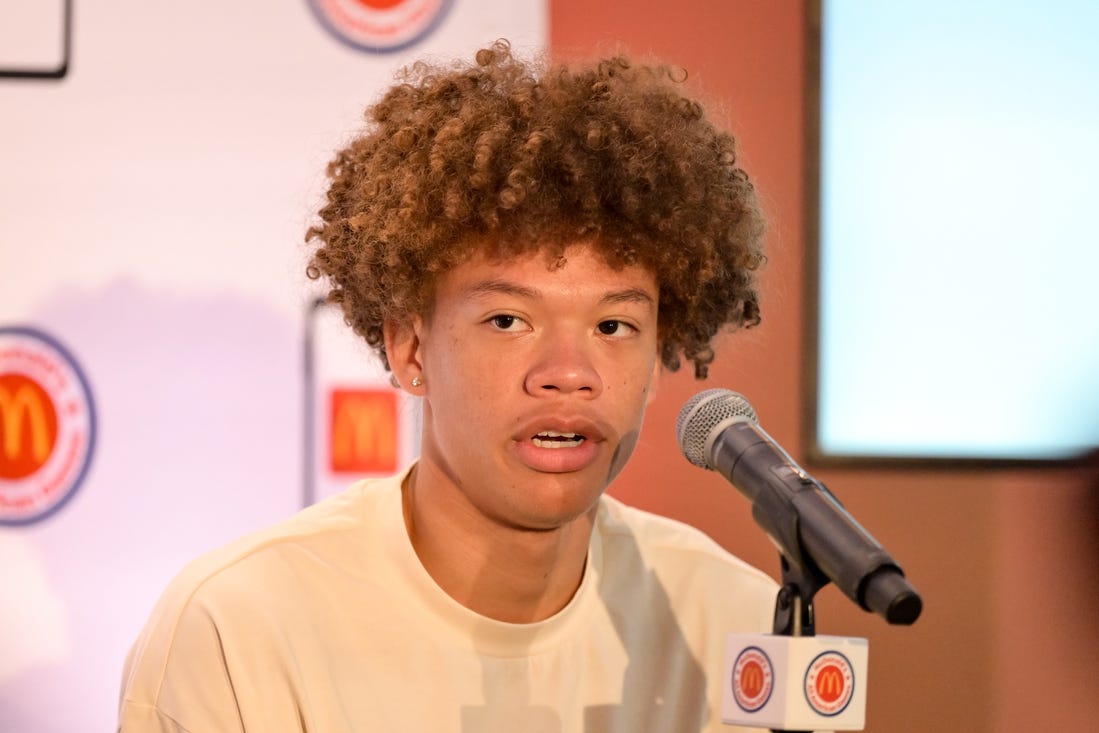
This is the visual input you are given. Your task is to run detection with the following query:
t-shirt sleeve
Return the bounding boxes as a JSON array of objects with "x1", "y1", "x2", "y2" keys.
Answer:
[{"x1": 119, "y1": 590, "x2": 244, "y2": 733}]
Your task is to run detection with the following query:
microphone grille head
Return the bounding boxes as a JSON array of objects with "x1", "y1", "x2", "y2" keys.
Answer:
[{"x1": 676, "y1": 389, "x2": 758, "y2": 469}]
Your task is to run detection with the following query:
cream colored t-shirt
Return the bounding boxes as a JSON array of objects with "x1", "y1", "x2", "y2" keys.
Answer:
[{"x1": 119, "y1": 469, "x2": 778, "y2": 732}]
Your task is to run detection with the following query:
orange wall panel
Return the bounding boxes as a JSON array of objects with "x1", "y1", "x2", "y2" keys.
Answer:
[{"x1": 550, "y1": 2, "x2": 1099, "y2": 731}]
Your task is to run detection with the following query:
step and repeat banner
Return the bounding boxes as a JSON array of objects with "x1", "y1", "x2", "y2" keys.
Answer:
[{"x1": 0, "y1": 1, "x2": 545, "y2": 730}]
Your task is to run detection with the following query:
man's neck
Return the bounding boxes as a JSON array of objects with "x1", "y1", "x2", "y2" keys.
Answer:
[{"x1": 401, "y1": 465, "x2": 596, "y2": 624}]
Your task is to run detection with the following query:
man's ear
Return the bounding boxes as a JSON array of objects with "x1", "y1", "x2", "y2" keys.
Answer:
[{"x1": 382, "y1": 316, "x2": 425, "y2": 393}]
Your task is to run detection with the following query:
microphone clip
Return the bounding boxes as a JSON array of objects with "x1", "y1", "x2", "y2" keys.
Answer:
[
  {"x1": 773, "y1": 553, "x2": 827, "y2": 638},
  {"x1": 772, "y1": 509, "x2": 830, "y2": 638}
]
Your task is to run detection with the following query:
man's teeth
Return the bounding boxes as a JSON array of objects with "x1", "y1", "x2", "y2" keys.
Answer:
[{"x1": 532, "y1": 431, "x2": 585, "y2": 448}]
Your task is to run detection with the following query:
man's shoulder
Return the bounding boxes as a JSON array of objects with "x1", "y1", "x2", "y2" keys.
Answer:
[
  {"x1": 121, "y1": 473, "x2": 404, "y2": 711},
  {"x1": 132, "y1": 473, "x2": 401, "y2": 642},
  {"x1": 178, "y1": 475, "x2": 396, "y2": 591},
  {"x1": 596, "y1": 493, "x2": 777, "y2": 594}
]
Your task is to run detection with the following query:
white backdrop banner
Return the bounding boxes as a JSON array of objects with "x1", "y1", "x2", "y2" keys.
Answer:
[{"x1": 0, "y1": 1, "x2": 545, "y2": 730}]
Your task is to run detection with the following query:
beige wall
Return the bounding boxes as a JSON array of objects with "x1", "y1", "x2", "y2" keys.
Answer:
[{"x1": 550, "y1": 2, "x2": 1099, "y2": 731}]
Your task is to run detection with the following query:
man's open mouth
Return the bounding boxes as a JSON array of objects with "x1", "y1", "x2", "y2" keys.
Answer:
[{"x1": 531, "y1": 431, "x2": 586, "y2": 449}]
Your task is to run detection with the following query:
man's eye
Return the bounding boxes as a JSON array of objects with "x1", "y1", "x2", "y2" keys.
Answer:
[
  {"x1": 597, "y1": 320, "x2": 634, "y2": 336},
  {"x1": 489, "y1": 315, "x2": 521, "y2": 330}
]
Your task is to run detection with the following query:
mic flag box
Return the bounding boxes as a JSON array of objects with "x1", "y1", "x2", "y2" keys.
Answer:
[{"x1": 722, "y1": 634, "x2": 868, "y2": 730}]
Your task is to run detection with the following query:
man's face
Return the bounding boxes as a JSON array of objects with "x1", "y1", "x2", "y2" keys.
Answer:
[{"x1": 392, "y1": 243, "x2": 661, "y2": 532}]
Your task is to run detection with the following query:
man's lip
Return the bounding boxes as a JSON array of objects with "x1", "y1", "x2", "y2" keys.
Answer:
[
  {"x1": 511, "y1": 416, "x2": 607, "y2": 474},
  {"x1": 513, "y1": 416, "x2": 607, "y2": 443}
]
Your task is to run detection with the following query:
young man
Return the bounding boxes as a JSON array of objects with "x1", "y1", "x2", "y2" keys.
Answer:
[{"x1": 119, "y1": 41, "x2": 773, "y2": 731}]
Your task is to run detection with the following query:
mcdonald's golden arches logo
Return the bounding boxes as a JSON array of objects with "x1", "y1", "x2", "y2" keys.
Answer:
[
  {"x1": 329, "y1": 388, "x2": 398, "y2": 474},
  {"x1": 804, "y1": 650, "x2": 855, "y2": 716},
  {"x1": 732, "y1": 646, "x2": 774, "y2": 713},
  {"x1": 0, "y1": 373, "x2": 57, "y2": 479},
  {"x1": 0, "y1": 327, "x2": 95, "y2": 525}
]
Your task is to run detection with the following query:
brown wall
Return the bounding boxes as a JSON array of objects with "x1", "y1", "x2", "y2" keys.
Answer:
[{"x1": 550, "y1": 2, "x2": 1099, "y2": 731}]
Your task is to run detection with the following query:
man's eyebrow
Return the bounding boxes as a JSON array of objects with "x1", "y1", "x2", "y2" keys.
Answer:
[
  {"x1": 601, "y1": 288, "x2": 656, "y2": 309},
  {"x1": 463, "y1": 279, "x2": 540, "y2": 301},
  {"x1": 463, "y1": 280, "x2": 656, "y2": 310}
]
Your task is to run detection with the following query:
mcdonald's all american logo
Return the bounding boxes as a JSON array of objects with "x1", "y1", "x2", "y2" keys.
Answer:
[
  {"x1": 804, "y1": 650, "x2": 855, "y2": 716},
  {"x1": 307, "y1": 0, "x2": 454, "y2": 53},
  {"x1": 0, "y1": 327, "x2": 95, "y2": 525},
  {"x1": 732, "y1": 646, "x2": 774, "y2": 713}
]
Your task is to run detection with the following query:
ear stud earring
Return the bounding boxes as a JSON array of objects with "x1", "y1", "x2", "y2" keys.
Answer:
[{"x1": 410, "y1": 377, "x2": 423, "y2": 388}]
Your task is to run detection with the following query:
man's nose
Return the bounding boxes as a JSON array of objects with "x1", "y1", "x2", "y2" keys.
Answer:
[{"x1": 524, "y1": 329, "x2": 603, "y2": 398}]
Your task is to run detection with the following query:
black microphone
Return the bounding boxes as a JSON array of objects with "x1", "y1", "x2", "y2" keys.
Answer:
[{"x1": 676, "y1": 389, "x2": 922, "y2": 625}]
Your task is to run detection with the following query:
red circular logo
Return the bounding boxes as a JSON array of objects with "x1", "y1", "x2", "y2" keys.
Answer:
[
  {"x1": 0, "y1": 373, "x2": 58, "y2": 480},
  {"x1": 307, "y1": 0, "x2": 454, "y2": 53},
  {"x1": 804, "y1": 651, "x2": 855, "y2": 716},
  {"x1": 732, "y1": 646, "x2": 774, "y2": 713},
  {"x1": 0, "y1": 327, "x2": 95, "y2": 524}
]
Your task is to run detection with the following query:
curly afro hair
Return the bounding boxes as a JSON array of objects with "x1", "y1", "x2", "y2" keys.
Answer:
[{"x1": 306, "y1": 40, "x2": 765, "y2": 379}]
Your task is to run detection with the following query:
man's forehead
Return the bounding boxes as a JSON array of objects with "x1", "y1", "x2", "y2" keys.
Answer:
[
  {"x1": 452, "y1": 245, "x2": 655, "y2": 293},
  {"x1": 463, "y1": 237, "x2": 653, "y2": 272}
]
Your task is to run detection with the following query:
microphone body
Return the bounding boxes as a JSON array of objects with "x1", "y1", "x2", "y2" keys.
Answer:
[{"x1": 678, "y1": 390, "x2": 921, "y2": 625}]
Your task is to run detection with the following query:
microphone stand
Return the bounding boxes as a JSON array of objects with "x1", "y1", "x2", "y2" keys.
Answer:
[{"x1": 770, "y1": 540, "x2": 830, "y2": 733}]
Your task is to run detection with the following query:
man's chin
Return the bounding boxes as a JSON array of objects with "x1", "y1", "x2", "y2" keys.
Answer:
[{"x1": 501, "y1": 482, "x2": 604, "y2": 533}]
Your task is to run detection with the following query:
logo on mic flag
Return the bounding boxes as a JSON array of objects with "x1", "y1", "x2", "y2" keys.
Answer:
[
  {"x1": 723, "y1": 633, "x2": 868, "y2": 730},
  {"x1": 804, "y1": 650, "x2": 855, "y2": 716},
  {"x1": 732, "y1": 646, "x2": 774, "y2": 712}
]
